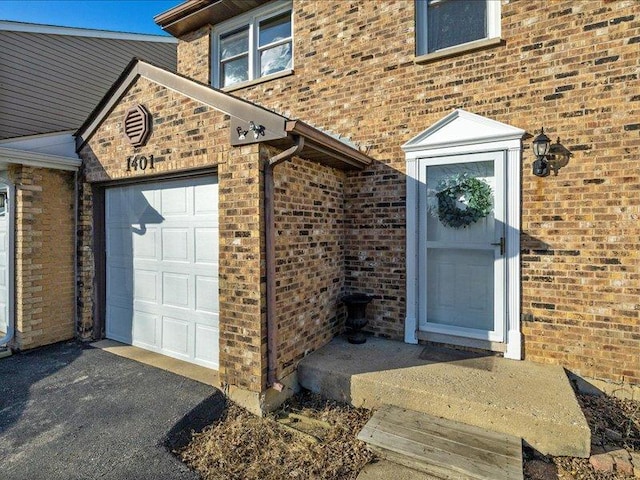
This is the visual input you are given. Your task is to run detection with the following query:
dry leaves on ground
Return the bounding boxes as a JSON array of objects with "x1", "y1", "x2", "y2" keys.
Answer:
[
  {"x1": 179, "y1": 391, "x2": 375, "y2": 480},
  {"x1": 525, "y1": 392, "x2": 639, "y2": 480}
]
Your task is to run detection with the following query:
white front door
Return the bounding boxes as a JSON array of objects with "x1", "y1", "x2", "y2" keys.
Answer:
[
  {"x1": 105, "y1": 176, "x2": 219, "y2": 369},
  {"x1": 418, "y1": 151, "x2": 506, "y2": 344}
]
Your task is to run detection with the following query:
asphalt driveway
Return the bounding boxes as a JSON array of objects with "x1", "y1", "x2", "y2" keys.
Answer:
[{"x1": 0, "y1": 341, "x2": 225, "y2": 480}]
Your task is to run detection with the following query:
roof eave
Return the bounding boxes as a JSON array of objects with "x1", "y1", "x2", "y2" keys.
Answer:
[
  {"x1": 154, "y1": 0, "x2": 269, "y2": 37},
  {"x1": 284, "y1": 120, "x2": 372, "y2": 170}
]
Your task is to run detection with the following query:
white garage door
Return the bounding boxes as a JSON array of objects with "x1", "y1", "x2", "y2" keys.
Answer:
[{"x1": 105, "y1": 176, "x2": 219, "y2": 369}]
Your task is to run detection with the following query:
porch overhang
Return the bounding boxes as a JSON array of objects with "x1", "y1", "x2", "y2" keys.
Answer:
[
  {"x1": 154, "y1": 0, "x2": 270, "y2": 37},
  {"x1": 76, "y1": 59, "x2": 372, "y2": 172},
  {"x1": 263, "y1": 120, "x2": 372, "y2": 171}
]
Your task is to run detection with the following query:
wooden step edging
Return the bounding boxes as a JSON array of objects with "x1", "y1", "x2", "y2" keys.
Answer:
[{"x1": 357, "y1": 405, "x2": 523, "y2": 480}]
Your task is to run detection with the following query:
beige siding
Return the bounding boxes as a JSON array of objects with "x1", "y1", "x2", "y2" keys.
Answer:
[{"x1": 0, "y1": 27, "x2": 177, "y2": 139}]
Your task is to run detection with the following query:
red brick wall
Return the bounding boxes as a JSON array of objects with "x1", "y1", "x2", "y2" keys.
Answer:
[{"x1": 178, "y1": 0, "x2": 640, "y2": 385}]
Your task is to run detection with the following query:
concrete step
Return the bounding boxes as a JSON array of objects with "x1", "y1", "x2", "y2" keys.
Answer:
[
  {"x1": 357, "y1": 405, "x2": 523, "y2": 480},
  {"x1": 298, "y1": 336, "x2": 591, "y2": 457}
]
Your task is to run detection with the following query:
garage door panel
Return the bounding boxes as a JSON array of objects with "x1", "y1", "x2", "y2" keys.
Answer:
[
  {"x1": 195, "y1": 276, "x2": 218, "y2": 313},
  {"x1": 162, "y1": 273, "x2": 190, "y2": 308},
  {"x1": 107, "y1": 265, "x2": 133, "y2": 300},
  {"x1": 161, "y1": 186, "x2": 189, "y2": 216},
  {"x1": 106, "y1": 177, "x2": 219, "y2": 370},
  {"x1": 162, "y1": 228, "x2": 190, "y2": 262},
  {"x1": 106, "y1": 305, "x2": 133, "y2": 343},
  {"x1": 161, "y1": 316, "x2": 190, "y2": 356},
  {"x1": 106, "y1": 189, "x2": 126, "y2": 223},
  {"x1": 133, "y1": 270, "x2": 158, "y2": 303},
  {"x1": 195, "y1": 323, "x2": 219, "y2": 368},
  {"x1": 132, "y1": 311, "x2": 158, "y2": 347},
  {"x1": 194, "y1": 182, "x2": 218, "y2": 216},
  {"x1": 132, "y1": 227, "x2": 158, "y2": 259},
  {"x1": 107, "y1": 227, "x2": 133, "y2": 258},
  {"x1": 195, "y1": 228, "x2": 218, "y2": 264}
]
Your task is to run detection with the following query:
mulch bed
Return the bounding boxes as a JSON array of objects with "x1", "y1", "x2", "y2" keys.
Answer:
[
  {"x1": 179, "y1": 391, "x2": 375, "y2": 480},
  {"x1": 178, "y1": 387, "x2": 638, "y2": 480}
]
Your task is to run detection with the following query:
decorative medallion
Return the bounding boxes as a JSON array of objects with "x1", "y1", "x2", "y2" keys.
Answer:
[{"x1": 124, "y1": 104, "x2": 151, "y2": 148}]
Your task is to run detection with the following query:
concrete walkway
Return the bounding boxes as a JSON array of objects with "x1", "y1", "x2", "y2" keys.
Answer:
[
  {"x1": 298, "y1": 336, "x2": 591, "y2": 458},
  {"x1": 0, "y1": 341, "x2": 224, "y2": 480}
]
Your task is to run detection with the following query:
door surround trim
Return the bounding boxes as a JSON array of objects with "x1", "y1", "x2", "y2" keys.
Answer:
[{"x1": 402, "y1": 110, "x2": 525, "y2": 359}]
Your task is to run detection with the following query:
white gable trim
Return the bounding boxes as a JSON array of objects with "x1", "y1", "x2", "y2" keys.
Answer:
[
  {"x1": 402, "y1": 109, "x2": 525, "y2": 154},
  {"x1": 403, "y1": 109, "x2": 524, "y2": 360}
]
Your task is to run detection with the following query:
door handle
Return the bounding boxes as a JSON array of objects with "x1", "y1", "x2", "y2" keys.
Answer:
[{"x1": 491, "y1": 237, "x2": 505, "y2": 256}]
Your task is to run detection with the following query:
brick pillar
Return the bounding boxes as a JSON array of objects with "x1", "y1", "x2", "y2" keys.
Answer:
[
  {"x1": 217, "y1": 145, "x2": 267, "y2": 394},
  {"x1": 9, "y1": 165, "x2": 75, "y2": 350}
]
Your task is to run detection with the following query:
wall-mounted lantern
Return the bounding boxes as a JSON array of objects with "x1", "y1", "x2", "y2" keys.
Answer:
[{"x1": 532, "y1": 128, "x2": 572, "y2": 177}]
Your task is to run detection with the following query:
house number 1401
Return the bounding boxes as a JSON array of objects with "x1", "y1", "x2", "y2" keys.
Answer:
[{"x1": 126, "y1": 155, "x2": 155, "y2": 172}]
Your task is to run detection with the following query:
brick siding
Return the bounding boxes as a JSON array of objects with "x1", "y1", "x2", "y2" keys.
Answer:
[
  {"x1": 10, "y1": 165, "x2": 75, "y2": 350},
  {"x1": 178, "y1": 0, "x2": 640, "y2": 386},
  {"x1": 270, "y1": 147, "x2": 347, "y2": 379},
  {"x1": 177, "y1": 26, "x2": 211, "y2": 85}
]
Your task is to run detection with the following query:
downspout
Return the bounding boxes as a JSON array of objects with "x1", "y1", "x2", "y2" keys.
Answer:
[
  {"x1": 73, "y1": 170, "x2": 78, "y2": 345},
  {"x1": 0, "y1": 179, "x2": 16, "y2": 348},
  {"x1": 265, "y1": 135, "x2": 304, "y2": 390}
]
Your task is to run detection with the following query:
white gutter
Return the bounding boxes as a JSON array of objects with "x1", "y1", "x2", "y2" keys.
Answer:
[{"x1": 0, "y1": 146, "x2": 81, "y2": 171}]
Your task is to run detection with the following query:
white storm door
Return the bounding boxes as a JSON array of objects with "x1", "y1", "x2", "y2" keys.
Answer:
[
  {"x1": 418, "y1": 152, "x2": 506, "y2": 343},
  {"x1": 105, "y1": 176, "x2": 219, "y2": 369}
]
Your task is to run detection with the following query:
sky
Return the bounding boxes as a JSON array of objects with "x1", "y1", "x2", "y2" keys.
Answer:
[{"x1": 0, "y1": 0, "x2": 182, "y2": 36}]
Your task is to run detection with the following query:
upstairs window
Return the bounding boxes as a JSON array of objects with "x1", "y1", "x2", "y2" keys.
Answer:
[
  {"x1": 416, "y1": 0, "x2": 500, "y2": 56},
  {"x1": 213, "y1": 1, "x2": 292, "y2": 88}
]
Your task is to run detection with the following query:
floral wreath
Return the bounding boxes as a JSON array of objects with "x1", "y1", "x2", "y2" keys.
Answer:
[{"x1": 432, "y1": 173, "x2": 493, "y2": 229}]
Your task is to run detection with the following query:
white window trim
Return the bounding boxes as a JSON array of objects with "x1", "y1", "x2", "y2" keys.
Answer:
[
  {"x1": 415, "y1": 0, "x2": 501, "y2": 58},
  {"x1": 211, "y1": 0, "x2": 293, "y2": 89}
]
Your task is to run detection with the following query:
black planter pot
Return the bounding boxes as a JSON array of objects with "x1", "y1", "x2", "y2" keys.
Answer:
[{"x1": 342, "y1": 293, "x2": 372, "y2": 344}]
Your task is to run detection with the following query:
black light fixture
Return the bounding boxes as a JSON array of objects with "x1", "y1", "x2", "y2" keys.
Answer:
[
  {"x1": 531, "y1": 128, "x2": 572, "y2": 177},
  {"x1": 532, "y1": 128, "x2": 552, "y2": 177}
]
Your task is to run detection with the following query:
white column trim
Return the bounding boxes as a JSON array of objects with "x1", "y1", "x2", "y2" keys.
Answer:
[
  {"x1": 405, "y1": 157, "x2": 419, "y2": 344},
  {"x1": 504, "y1": 144, "x2": 522, "y2": 359}
]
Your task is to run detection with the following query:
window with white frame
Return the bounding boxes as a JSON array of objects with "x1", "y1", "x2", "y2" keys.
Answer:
[
  {"x1": 415, "y1": 0, "x2": 500, "y2": 56},
  {"x1": 213, "y1": 1, "x2": 293, "y2": 88}
]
